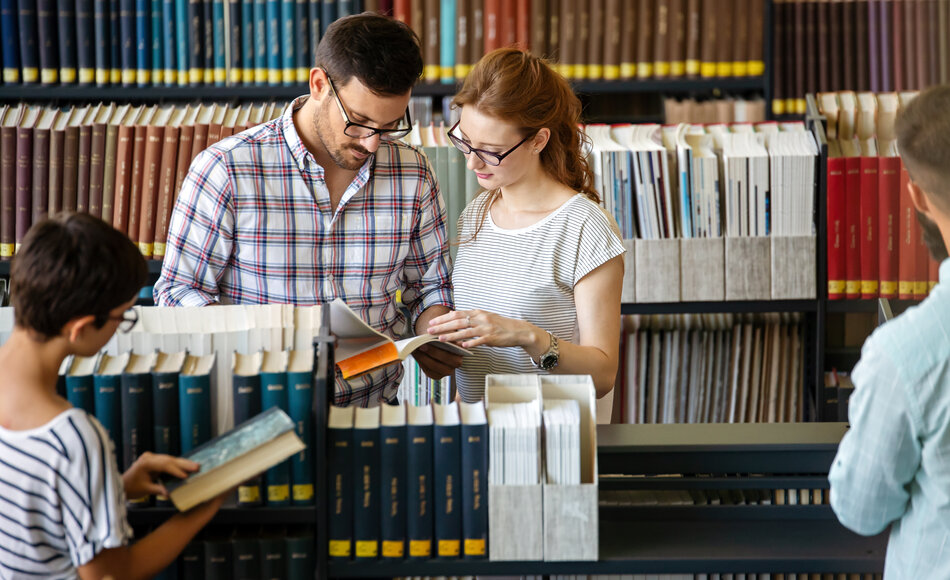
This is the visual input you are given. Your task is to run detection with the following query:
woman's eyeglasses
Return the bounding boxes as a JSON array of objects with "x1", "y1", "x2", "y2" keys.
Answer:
[
  {"x1": 108, "y1": 308, "x2": 138, "y2": 333},
  {"x1": 446, "y1": 120, "x2": 536, "y2": 167}
]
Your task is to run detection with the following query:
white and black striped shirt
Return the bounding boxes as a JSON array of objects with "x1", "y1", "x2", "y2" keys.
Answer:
[
  {"x1": 0, "y1": 408, "x2": 131, "y2": 579},
  {"x1": 453, "y1": 193, "x2": 625, "y2": 402}
]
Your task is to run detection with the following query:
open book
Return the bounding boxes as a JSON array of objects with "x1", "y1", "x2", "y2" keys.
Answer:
[
  {"x1": 163, "y1": 407, "x2": 305, "y2": 511},
  {"x1": 329, "y1": 299, "x2": 468, "y2": 379}
]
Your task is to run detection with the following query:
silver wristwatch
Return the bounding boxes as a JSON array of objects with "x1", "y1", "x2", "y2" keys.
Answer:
[{"x1": 534, "y1": 332, "x2": 560, "y2": 371}]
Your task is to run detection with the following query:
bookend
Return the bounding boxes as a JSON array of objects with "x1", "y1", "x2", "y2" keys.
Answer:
[
  {"x1": 725, "y1": 236, "x2": 771, "y2": 300},
  {"x1": 680, "y1": 238, "x2": 725, "y2": 301},
  {"x1": 635, "y1": 239, "x2": 681, "y2": 302},
  {"x1": 771, "y1": 235, "x2": 817, "y2": 299}
]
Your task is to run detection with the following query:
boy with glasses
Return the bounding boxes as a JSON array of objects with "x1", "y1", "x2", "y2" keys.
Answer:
[
  {"x1": 0, "y1": 212, "x2": 226, "y2": 578},
  {"x1": 155, "y1": 12, "x2": 459, "y2": 407}
]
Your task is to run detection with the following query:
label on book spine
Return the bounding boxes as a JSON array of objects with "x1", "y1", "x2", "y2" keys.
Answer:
[
  {"x1": 1, "y1": 243, "x2": 14, "y2": 258},
  {"x1": 381, "y1": 540, "x2": 404, "y2": 558},
  {"x1": 438, "y1": 539, "x2": 460, "y2": 557},
  {"x1": 409, "y1": 540, "x2": 431, "y2": 558},
  {"x1": 620, "y1": 64, "x2": 635, "y2": 78},
  {"x1": 3, "y1": 69, "x2": 20, "y2": 82},
  {"x1": 355, "y1": 540, "x2": 378, "y2": 558},
  {"x1": 685, "y1": 59, "x2": 700, "y2": 76},
  {"x1": 22, "y1": 68, "x2": 39, "y2": 83},
  {"x1": 845, "y1": 281, "x2": 860, "y2": 296},
  {"x1": 670, "y1": 62, "x2": 685, "y2": 76},
  {"x1": 153, "y1": 242, "x2": 166, "y2": 258},
  {"x1": 716, "y1": 62, "x2": 732, "y2": 77},
  {"x1": 328, "y1": 540, "x2": 351, "y2": 558},
  {"x1": 732, "y1": 62, "x2": 747, "y2": 77},
  {"x1": 464, "y1": 538, "x2": 486, "y2": 556},
  {"x1": 655, "y1": 62, "x2": 671, "y2": 76},
  {"x1": 41, "y1": 70, "x2": 58, "y2": 83},
  {"x1": 267, "y1": 484, "x2": 290, "y2": 502},
  {"x1": 748, "y1": 60, "x2": 765, "y2": 76},
  {"x1": 603, "y1": 65, "x2": 620, "y2": 80},
  {"x1": 881, "y1": 281, "x2": 898, "y2": 296},
  {"x1": 138, "y1": 242, "x2": 152, "y2": 256},
  {"x1": 861, "y1": 281, "x2": 879, "y2": 295},
  {"x1": 238, "y1": 485, "x2": 261, "y2": 504},
  {"x1": 700, "y1": 62, "x2": 716, "y2": 78},
  {"x1": 293, "y1": 483, "x2": 314, "y2": 502}
]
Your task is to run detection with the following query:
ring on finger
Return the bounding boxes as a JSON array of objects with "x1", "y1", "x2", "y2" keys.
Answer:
[{"x1": 466, "y1": 315, "x2": 472, "y2": 328}]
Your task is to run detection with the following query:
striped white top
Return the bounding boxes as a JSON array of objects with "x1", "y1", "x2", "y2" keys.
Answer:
[
  {"x1": 0, "y1": 409, "x2": 131, "y2": 579},
  {"x1": 453, "y1": 192, "x2": 625, "y2": 402}
]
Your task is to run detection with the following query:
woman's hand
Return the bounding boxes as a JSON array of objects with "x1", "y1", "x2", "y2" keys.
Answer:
[
  {"x1": 427, "y1": 309, "x2": 546, "y2": 353},
  {"x1": 122, "y1": 452, "x2": 200, "y2": 500}
]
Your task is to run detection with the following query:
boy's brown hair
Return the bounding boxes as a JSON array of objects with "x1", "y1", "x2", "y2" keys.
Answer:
[{"x1": 10, "y1": 213, "x2": 148, "y2": 339}]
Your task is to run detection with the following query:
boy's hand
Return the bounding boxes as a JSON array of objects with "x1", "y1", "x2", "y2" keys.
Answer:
[{"x1": 122, "y1": 452, "x2": 200, "y2": 500}]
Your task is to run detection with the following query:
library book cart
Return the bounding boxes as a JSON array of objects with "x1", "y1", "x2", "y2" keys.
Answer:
[{"x1": 307, "y1": 308, "x2": 887, "y2": 579}]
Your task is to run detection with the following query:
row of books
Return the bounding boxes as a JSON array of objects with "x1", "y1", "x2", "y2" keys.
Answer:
[
  {"x1": 326, "y1": 400, "x2": 490, "y2": 560},
  {"x1": 600, "y1": 487, "x2": 831, "y2": 506},
  {"x1": 153, "y1": 527, "x2": 314, "y2": 580},
  {"x1": 397, "y1": 357, "x2": 452, "y2": 406},
  {"x1": 544, "y1": 574, "x2": 882, "y2": 580},
  {"x1": 819, "y1": 90, "x2": 940, "y2": 300},
  {"x1": 617, "y1": 314, "x2": 807, "y2": 425},
  {"x1": 0, "y1": 101, "x2": 287, "y2": 258},
  {"x1": 772, "y1": 0, "x2": 945, "y2": 116},
  {"x1": 663, "y1": 97, "x2": 769, "y2": 126},
  {"x1": 58, "y1": 347, "x2": 316, "y2": 507},
  {"x1": 586, "y1": 122, "x2": 818, "y2": 241}
]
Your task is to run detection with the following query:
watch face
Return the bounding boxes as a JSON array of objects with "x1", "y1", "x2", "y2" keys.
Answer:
[{"x1": 539, "y1": 352, "x2": 559, "y2": 371}]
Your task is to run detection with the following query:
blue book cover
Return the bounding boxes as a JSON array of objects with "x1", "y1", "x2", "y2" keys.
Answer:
[
  {"x1": 307, "y1": 0, "x2": 319, "y2": 67},
  {"x1": 240, "y1": 0, "x2": 252, "y2": 82},
  {"x1": 121, "y1": 352, "x2": 156, "y2": 480},
  {"x1": 134, "y1": 0, "x2": 150, "y2": 85},
  {"x1": 406, "y1": 404, "x2": 434, "y2": 559},
  {"x1": 294, "y1": 0, "x2": 306, "y2": 82},
  {"x1": 233, "y1": 351, "x2": 263, "y2": 506},
  {"x1": 152, "y1": 351, "x2": 184, "y2": 457},
  {"x1": 227, "y1": 0, "x2": 240, "y2": 84},
  {"x1": 327, "y1": 404, "x2": 354, "y2": 560},
  {"x1": 17, "y1": 0, "x2": 39, "y2": 83},
  {"x1": 162, "y1": 0, "x2": 176, "y2": 84},
  {"x1": 353, "y1": 406, "x2": 380, "y2": 560},
  {"x1": 285, "y1": 530, "x2": 314, "y2": 580},
  {"x1": 174, "y1": 0, "x2": 188, "y2": 85},
  {"x1": 379, "y1": 402, "x2": 406, "y2": 559},
  {"x1": 258, "y1": 535, "x2": 284, "y2": 578},
  {"x1": 287, "y1": 348, "x2": 314, "y2": 505},
  {"x1": 280, "y1": 0, "x2": 293, "y2": 84},
  {"x1": 439, "y1": 0, "x2": 454, "y2": 84},
  {"x1": 459, "y1": 401, "x2": 488, "y2": 559},
  {"x1": 94, "y1": 353, "x2": 129, "y2": 466},
  {"x1": 36, "y1": 0, "x2": 58, "y2": 84},
  {"x1": 75, "y1": 0, "x2": 94, "y2": 83},
  {"x1": 211, "y1": 0, "x2": 224, "y2": 84},
  {"x1": 118, "y1": 0, "x2": 135, "y2": 85},
  {"x1": 265, "y1": 0, "x2": 279, "y2": 84},
  {"x1": 93, "y1": 0, "x2": 109, "y2": 85},
  {"x1": 202, "y1": 537, "x2": 231, "y2": 579},
  {"x1": 187, "y1": 0, "x2": 201, "y2": 84},
  {"x1": 65, "y1": 354, "x2": 98, "y2": 414},
  {"x1": 230, "y1": 534, "x2": 260, "y2": 579},
  {"x1": 150, "y1": 0, "x2": 163, "y2": 83},
  {"x1": 179, "y1": 353, "x2": 214, "y2": 454},
  {"x1": 202, "y1": 0, "x2": 213, "y2": 84},
  {"x1": 252, "y1": 0, "x2": 265, "y2": 84},
  {"x1": 335, "y1": 0, "x2": 347, "y2": 18},
  {"x1": 108, "y1": 0, "x2": 119, "y2": 83},
  {"x1": 260, "y1": 350, "x2": 290, "y2": 505},
  {"x1": 319, "y1": 0, "x2": 332, "y2": 37},
  {"x1": 180, "y1": 541, "x2": 203, "y2": 579},
  {"x1": 1, "y1": 0, "x2": 21, "y2": 82},
  {"x1": 433, "y1": 402, "x2": 461, "y2": 558}
]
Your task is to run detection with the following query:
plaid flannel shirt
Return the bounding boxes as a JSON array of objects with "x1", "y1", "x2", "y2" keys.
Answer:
[{"x1": 154, "y1": 97, "x2": 454, "y2": 406}]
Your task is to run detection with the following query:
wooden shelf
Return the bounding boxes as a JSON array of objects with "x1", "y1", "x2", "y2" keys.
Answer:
[{"x1": 825, "y1": 298, "x2": 922, "y2": 313}]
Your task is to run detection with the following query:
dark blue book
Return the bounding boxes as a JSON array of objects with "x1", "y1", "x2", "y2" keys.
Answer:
[
  {"x1": 134, "y1": 0, "x2": 149, "y2": 85},
  {"x1": 261, "y1": 350, "x2": 291, "y2": 506},
  {"x1": 335, "y1": 0, "x2": 348, "y2": 18},
  {"x1": 293, "y1": 0, "x2": 306, "y2": 83},
  {"x1": 1, "y1": 0, "x2": 21, "y2": 82},
  {"x1": 265, "y1": 0, "x2": 279, "y2": 84},
  {"x1": 150, "y1": 0, "x2": 161, "y2": 82},
  {"x1": 18, "y1": 0, "x2": 40, "y2": 83},
  {"x1": 279, "y1": 0, "x2": 292, "y2": 84},
  {"x1": 233, "y1": 351, "x2": 263, "y2": 506},
  {"x1": 258, "y1": 534, "x2": 285, "y2": 579},
  {"x1": 202, "y1": 0, "x2": 212, "y2": 83},
  {"x1": 227, "y1": 0, "x2": 239, "y2": 84},
  {"x1": 36, "y1": 0, "x2": 58, "y2": 84},
  {"x1": 307, "y1": 0, "x2": 318, "y2": 67},
  {"x1": 94, "y1": 352, "x2": 129, "y2": 464},
  {"x1": 152, "y1": 351, "x2": 184, "y2": 507},
  {"x1": 319, "y1": 0, "x2": 332, "y2": 36},
  {"x1": 230, "y1": 534, "x2": 260, "y2": 580},
  {"x1": 459, "y1": 401, "x2": 488, "y2": 559},
  {"x1": 239, "y1": 0, "x2": 252, "y2": 82},
  {"x1": 187, "y1": 0, "x2": 201, "y2": 84},
  {"x1": 327, "y1": 404, "x2": 354, "y2": 560},
  {"x1": 161, "y1": 0, "x2": 175, "y2": 83},
  {"x1": 211, "y1": 0, "x2": 223, "y2": 85},
  {"x1": 163, "y1": 406, "x2": 304, "y2": 512},
  {"x1": 433, "y1": 402, "x2": 461, "y2": 558},
  {"x1": 203, "y1": 537, "x2": 231, "y2": 580},
  {"x1": 353, "y1": 406, "x2": 380, "y2": 560},
  {"x1": 65, "y1": 354, "x2": 99, "y2": 414},
  {"x1": 379, "y1": 402, "x2": 406, "y2": 560},
  {"x1": 174, "y1": 0, "x2": 188, "y2": 84},
  {"x1": 76, "y1": 0, "x2": 94, "y2": 83},
  {"x1": 179, "y1": 353, "x2": 213, "y2": 454},
  {"x1": 119, "y1": 0, "x2": 135, "y2": 85},
  {"x1": 285, "y1": 530, "x2": 314, "y2": 580},
  {"x1": 108, "y1": 0, "x2": 119, "y2": 83},
  {"x1": 121, "y1": 352, "x2": 156, "y2": 507},
  {"x1": 406, "y1": 403, "x2": 433, "y2": 560},
  {"x1": 286, "y1": 348, "x2": 314, "y2": 506},
  {"x1": 93, "y1": 0, "x2": 110, "y2": 85},
  {"x1": 252, "y1": 0, "x2": 264, "y2": 84},
  {"x1": 180, "y1": 540, "x2": 203, "y2": 580}
]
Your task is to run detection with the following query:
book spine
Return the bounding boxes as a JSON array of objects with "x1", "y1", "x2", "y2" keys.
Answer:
[
  {"x1": 77, "y1": 122, "x2": 92, "y2": 213},
  {"x1": 267, "y1": 0, "x2": 281, "y2": 84},
  {"x1": 161, "y1": 0, "x2": 176, "y2": 84},
  {"x1": 173, "y1": 124, "x2": 195, "y2": 199},
  {"x1": 179, "y1": 374, "x2": 212, "y2": 453},
  {"x1": 94, "y1": 374, "x2": 123, "y2": 464},
  {"x1": 137, "y1": 124, "x2": 164, "y2": 257},
  {"x1": 65, "y1": 374, "x2": 96, "y2": 413},
  {"x1": 62, "y1": 124, "x2": 78, "y2": 213},
  {"x1": 285, "y1": 532, "x2": 315, "y2": 580},
  {"x1": 440, "y1": 0, "x2": 455, "y2": 84},
  {"x1": 152, "y1": 124, "x2": 179, "y2": 259},
  {"x1": 261, "y1": 369, "x2": 292, "y2": 505},
  {"x1": 126, "y1": 123, "x2": 147, "y2": 246},
  {"x1": 18, "y1": 0, "x2": 39, "y2": 83},
  {"x1": 241, "y1": 0, "x2": 253, "y2": 81},
  {"x1": 379, "y1": 422, "x2": 406, "y2": 559},
  {"x1": 460, "y1": 420, "x2": 487, "y2": 558},
  {"x1": 112, "y1": 123, "x2": 133, "y2": 233},
  {"x1": 211, "y1": 0, "x2": 224, "y2": 84},
  {"x1": 151, "y1": 0, "x2": 163, "y2": 84},
  {"x1": 36, "y1": 0, "x2": 58, "y2": 84},
  {"x1": 353, "y1": 424, "x2": 380, "y2": 559},
  {"x1": 307, "y1": 0, "x2": 319, "y2": 75},
  {"x1": 898, "y1": 159, "x2": 916, "y2": 298},
  {"x1": 1, "y1": 0, "x2": 21, "y2": 82},
  {"x1": 294, "y1": 0, "x2": 306, "y2": 82},
  {"x1": 14, "y1": 122, "x2": 34, "y2": 252},
  {"x1": 254, "y1": 0, "x2": 266, "y2": 84},
  {"x1": 121, "y1": 372, "x2": 153, "y2": 476},
  {"x1": 231, "y1": 537, "x2": 260, "y2": 579},
  {"x1": 202, "y1": 537, "x2": 231, "y2": 579},
  {"x1": 287, "y1": 369, "x2": 315, "y2": 505},
  {"x1": 258, "y1": 536, "x2": 284, "y2": 578},
  {"x1": 31, "y1": 124, "x2": 50, "y2": 224},
  {"x1": 434, "y1": 420, "x2": 461, "y2": 558},
  {"x1": 152, "y1": 369, "x2": 180, "y2": 507},
  {"x1": 860, "y1": 155, "x2": 879, "y2": 298},
  {"x1": 328, "y1": 421, "x2": 353, "y2": 560},
  {"x1": 119, "y1": 0, "x2": 134, "y2": 85},
  {"x1": 827, "y1": 156, "x2": 846, "y2": 299},
  {"x1": 0, "y1": 124, "x2": 17, "y2": 259},
  {"x1": 233, "y1": 372, "x2": 263, "y2": 505},
  {"x1": 878, "y1": 156, "x2": 901, "y2": 298},
  {"x1": 280, "y1": 0, "x2": 293, "y2": 84},
  {"x1": 134, "y1": 0, "x2": 149, "y2": 85},
  {"x1": 407, "y1": 421, "x2": 433, "y2": 559},
  {"x1": 89, "y1": 122, "x2": 106, "y2": 219},
  {"x1": 845, "y1": 156, "x2": 862, "y2": 299},
  {"x1": 175, "y1": 0, "x2": 189, "y2": 85},
  {"x1": 48, "y1": 127, "x2": 65, "y2": 218},
  {"x1": 187, "y1": 0, "x2": 202, "y2": 84}
]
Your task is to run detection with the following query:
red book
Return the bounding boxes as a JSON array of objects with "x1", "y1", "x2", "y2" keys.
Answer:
[
  {"x1": 845, "y1": 155, "x2": 862, "y2": 299},
  {"x1": 916, "y1": 198, "x2": 929, "y2": 299},
  {"x1": 393, "y1": 0, "x2": 409, "y2": 23},
  {"x1": 515, "y1": 0, "x2": 530, "y2": 51},
  {"x1": 859, "y1": 155, "x2": 879, "y2": 298},
  {"x1": 827, "y1": 155, "x2": 847, "y2": 299},
  {"x1": 893, "y1": 0, "x2": 904, "y2": 91},
  {"x1": 898, "y1": 160, "x2": 917, "y2": 299},
  {"x1": 484, "y1": 0, "x2": 502, "y2": 53},
  {"x1": 878, "y1": 156, "x2": 901, "y2": 298}
]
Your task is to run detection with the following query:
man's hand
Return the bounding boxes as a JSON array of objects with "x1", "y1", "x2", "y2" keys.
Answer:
[
  {"x1": 413, "y1": 343, "x2": 464, "y2": 380},
  {"x1": 122, "y1": 452, "x2": 200, "y2": 500}
]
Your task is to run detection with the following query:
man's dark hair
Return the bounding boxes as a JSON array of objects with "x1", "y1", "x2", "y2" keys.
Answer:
[
  {"x1": 10, "y1": 212, "x2": 148, "y2": 339},
  {"x1": 896, "y1": 85, "x2": 950, "y2": 211},
  {"x1": 315, "y1": 12, "x2": 423, "y2": 95}
]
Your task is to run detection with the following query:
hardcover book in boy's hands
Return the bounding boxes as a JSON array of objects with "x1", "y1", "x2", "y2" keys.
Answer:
[
  {"x1": 163, "y1": 407, "x2": 306, "y2": 512},
  {"x1": 329, "y1": 299, "x2": 468, "y2": 379}
]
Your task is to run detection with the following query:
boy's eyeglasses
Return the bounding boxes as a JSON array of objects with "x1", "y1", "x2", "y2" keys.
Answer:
[
  {"x1": 447, "y1": 120, "x2": 536, "y2": 167},
  {"x1": 323, "y1": 70, "x2": 412, "y2": 142},
  {"x1": 108, "y1": 308, "x2": 138, "y2": 333}
]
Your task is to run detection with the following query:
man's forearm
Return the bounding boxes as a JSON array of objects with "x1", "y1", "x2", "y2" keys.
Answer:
[{"x1": 415, "y1": 304, "x2": 451, "y2": 335}]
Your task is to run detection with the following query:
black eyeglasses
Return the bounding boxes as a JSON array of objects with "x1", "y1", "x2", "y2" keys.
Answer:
[
  {"x1": 108, "y1": 308, "x2": 138, "y2": 333},
  {"x1": 447, "y1": 120, "x2": 536, "y2": 167},
  {"x1": 323, "y1": 71, "x2": 412, "y2": 142}
]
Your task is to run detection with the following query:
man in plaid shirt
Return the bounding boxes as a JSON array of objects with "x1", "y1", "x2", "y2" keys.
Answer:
[{"x1": 154, "y1": 14, "x2": 458, "y2": 406}]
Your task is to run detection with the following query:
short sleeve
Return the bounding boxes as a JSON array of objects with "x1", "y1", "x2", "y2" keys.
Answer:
[
  {"x1": 573, "y1": 201, "x2": 626, "y2": 286},
  {"x1": 60, "y1": 414, "x2": 132, "y2": 567}
]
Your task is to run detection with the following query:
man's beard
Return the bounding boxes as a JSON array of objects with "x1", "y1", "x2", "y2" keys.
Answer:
[
  {"x1": 312, "y1": 103, "x2": 372, "y2": 171},
  {"x1": 916, "y1": 210, "x2": 949, "y2": 262}
]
